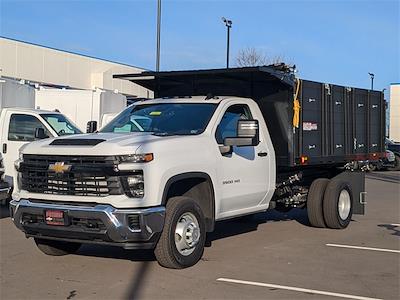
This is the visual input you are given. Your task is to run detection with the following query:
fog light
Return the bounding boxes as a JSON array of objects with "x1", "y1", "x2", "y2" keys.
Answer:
[
  {"x1": 127, "y1": 175, "x2": 143, "y2": 186},
  {"x1": 128, "y1": 214, "x2": 141, "y2": 231}
]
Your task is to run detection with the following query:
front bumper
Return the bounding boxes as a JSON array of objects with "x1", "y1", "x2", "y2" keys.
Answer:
[{"x1": 9, "y1": 199, "x2": 165, "y2": 249}]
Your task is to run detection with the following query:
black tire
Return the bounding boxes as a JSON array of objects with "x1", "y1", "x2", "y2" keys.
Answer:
[
  {"x1": 387, "y1": 154, "x2": 400, "y2": 171},
  {"x1": 307, "y1": 178, "x2": 330, "y2": 228},
  {"x1": 154, "y1": 196, "x2": 206, "y2": 269},
  {"x1": 323, "y1": 179, "x2": 353, "y2": 229},
  {"x1": 34, "y1": 238, "x2": 81, "y2": 256}
]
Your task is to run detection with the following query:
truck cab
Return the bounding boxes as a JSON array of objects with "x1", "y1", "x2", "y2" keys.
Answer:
[{"x1": 10, "y1": 97, "x2": 276, "y2": 265}]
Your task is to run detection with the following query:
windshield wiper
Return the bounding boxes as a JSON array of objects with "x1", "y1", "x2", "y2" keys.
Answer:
[{"x1": 152, "y1": 132, "x2": 176, "y2": 136}]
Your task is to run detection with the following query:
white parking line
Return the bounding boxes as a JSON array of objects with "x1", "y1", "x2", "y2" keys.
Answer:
[
  {"x1": 326, "y1": 243, "x2": 400, "y2": 253},
  {"x1": 217, "y1": 278, "x2": 382, "y2": 300}
]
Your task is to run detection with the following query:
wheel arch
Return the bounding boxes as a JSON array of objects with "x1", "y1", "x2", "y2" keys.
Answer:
[{"x1": 162, "y1": 172, "x2": 215, "y2": 232}]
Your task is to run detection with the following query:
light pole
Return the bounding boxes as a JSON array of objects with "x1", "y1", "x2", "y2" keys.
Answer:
[
  {"x1": 156, "y1": 0, "x2": 161, "y2": 71},
  {"x1": 368, "y1": 72, "x2": 375, "y2": 90},
  {"x1": 222, "y1": 17, "x2": 232, "y2": 68}
]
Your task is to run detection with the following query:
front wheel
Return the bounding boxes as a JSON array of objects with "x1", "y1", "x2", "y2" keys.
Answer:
[{"x1": 154, "y1": 196, "x2": 206, "y2": 269}]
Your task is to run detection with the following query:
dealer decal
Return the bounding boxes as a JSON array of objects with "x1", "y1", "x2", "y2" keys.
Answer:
[{"x1": 303, "y1": 122, "x2": 318, "y2": 131}]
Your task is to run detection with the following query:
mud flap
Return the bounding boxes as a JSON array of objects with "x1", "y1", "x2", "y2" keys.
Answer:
[{"x1": 333, "y1": 171, "x2": 365, "y2": 215}]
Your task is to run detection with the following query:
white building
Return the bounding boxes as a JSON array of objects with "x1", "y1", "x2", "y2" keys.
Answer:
[
  {"x1": 389, "y1": 83, "x2": 400, "y2": 142},
  {"x1": 0, "y1": 37, "x2": 150, "y2": 98}
]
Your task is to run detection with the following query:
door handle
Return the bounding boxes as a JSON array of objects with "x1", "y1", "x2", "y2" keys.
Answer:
[
  {"x1": 2, "y1": 143, "x2": 6, "y2": 154},
  {"x1": 258, "y1": 152, "x2": 268, "y2": 157}
]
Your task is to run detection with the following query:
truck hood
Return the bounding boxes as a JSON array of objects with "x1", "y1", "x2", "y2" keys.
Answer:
[{"x1": 21, "y1": 132, "x2": 184, "y2": 156}]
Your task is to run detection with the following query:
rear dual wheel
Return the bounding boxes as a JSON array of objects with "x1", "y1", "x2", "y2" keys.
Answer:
[
  {"x1": 323, "y1": 180, "x2": 352, "y2": 229},
  {"x1": 307, "y1": 178, "x2": 330, "y2": 228},
  {"x1": 307, "y1": 178, "x2": 353, "y2": 229}
]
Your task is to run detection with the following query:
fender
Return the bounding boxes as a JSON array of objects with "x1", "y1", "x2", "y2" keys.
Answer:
[{"x1": 161, "y1": 172, "x2": 215, "y2": 232}]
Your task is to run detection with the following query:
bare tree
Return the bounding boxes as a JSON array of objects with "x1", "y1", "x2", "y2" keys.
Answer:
[{"x1": 236, "y1": 47, "x2": 285, "y2": 67}]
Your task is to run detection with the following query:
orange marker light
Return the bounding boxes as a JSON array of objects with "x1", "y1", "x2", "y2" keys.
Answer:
[
  {"x1": 144, "y1": 153, "x2": 154, "y2": 162},
  {"x1": 300, "y1": 155, "x2": 308, "y2": 165}
]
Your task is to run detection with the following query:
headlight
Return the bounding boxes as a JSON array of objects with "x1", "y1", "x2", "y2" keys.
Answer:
[
  {"x1": 123, "y1": 171, "x2": 144, "y2": 198},
  {"x1": 117, "y1": 153, "x2": 153, "y2": 163}
]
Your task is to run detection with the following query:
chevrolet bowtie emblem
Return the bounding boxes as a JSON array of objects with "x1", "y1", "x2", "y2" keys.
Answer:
[{"x1": 48, "y1": 162, "x2": 72, "y2": 174}]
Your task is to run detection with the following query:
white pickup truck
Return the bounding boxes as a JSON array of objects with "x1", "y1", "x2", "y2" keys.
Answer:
[
  {"x1": 10, "y1": 92, "x2": 372, "y2": 268},
  {"x1": 0, "y1": 107, "x2": 82, "y2": 192}
]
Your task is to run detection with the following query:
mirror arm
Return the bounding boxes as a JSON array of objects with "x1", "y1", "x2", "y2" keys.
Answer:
[{"x1": 219, "y1": 145, "x2": 232, "y2": 156}]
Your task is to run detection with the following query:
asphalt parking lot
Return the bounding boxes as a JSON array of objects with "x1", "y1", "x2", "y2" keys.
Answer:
[{"x1": 1, "y1": 171, "x2": 399, "y2": 300}]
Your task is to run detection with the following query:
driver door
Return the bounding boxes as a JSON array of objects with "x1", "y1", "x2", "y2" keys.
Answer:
[{"x1": 215, "y1": 103, "x2": 270, "y2": 217}]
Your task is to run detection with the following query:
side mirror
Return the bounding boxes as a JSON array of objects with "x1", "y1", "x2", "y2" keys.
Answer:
[
  {"x1": 34, "y1": 128, "x2": 49, "y2": 139},
  {"x1": 224, "y1": 119, "x2": 260, "y2": 147},
  {"x1": 86, "y1": 121, "x2": 98, "y2": 133}
]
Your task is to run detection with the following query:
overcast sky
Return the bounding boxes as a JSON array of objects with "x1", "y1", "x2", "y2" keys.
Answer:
[{"x1": 1, "y1": 0, "x2": 399, "y2": 92}]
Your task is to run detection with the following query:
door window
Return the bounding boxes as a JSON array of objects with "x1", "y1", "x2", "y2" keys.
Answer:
[
  {"x1": 8, "y1": 114, "x2": 50, "y2": 141},
  {"x1": 215, "y1": 104, "x2": 252, "y2": 144}
]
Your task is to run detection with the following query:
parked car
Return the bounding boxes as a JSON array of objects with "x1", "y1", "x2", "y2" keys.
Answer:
[
  {"x1": 0, "y1": 107, "x2": 82, "y2": 190},
  {"x1": 386, "y1": 139, "x2": 400, "y2": 171},
  {"x1": 368, "y1": 150, "x2": 396, "y2": 171}
]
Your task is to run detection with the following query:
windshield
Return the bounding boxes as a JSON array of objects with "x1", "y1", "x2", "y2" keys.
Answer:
[
  {"x1": 41, "y1": 114, "x2": 82, "y2": 136},
  {"x1": 100, "y1": 103, "x2": 217, "y2": 135}
]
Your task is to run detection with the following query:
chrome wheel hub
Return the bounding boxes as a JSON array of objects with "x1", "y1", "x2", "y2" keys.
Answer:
[
  {"x1": 338, "y1": 189, "x2": 351, "y2": 220},
  {"x1": 174, "y1": 212, "x2": 200, "y2": 256}
]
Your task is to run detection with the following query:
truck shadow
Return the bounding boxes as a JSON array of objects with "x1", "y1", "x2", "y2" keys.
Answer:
[
  {"x1": 77, "y1": 245, "x2": 155, "y2": 262},
  {"x1": 76, "y1": 208, "x2": 310, "y2": 261},
  {"x1": 0, "y1": 204, "x2": 10, "y2": 219},
  {"x1": 377, "y1": 224, "x2": 400, "y2": 237},
  {"x1": 366, "y1": 171, "x2": 400, "y2": 184},
  {"x1": 206, "y1": 208, "x2": 309, "y2": 247}
]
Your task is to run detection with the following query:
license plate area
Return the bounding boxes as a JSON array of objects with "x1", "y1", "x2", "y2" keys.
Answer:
[{"x1": 45, "y1": 210, "x2": 66, "y2": 226}]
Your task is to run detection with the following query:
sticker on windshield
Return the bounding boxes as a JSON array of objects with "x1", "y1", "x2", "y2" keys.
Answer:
[{"x1": 149, "y1": 111, "x2": 162, "y2": 116}]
